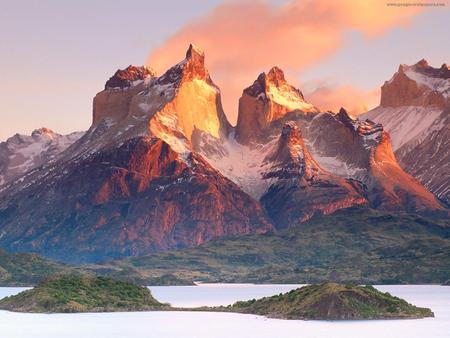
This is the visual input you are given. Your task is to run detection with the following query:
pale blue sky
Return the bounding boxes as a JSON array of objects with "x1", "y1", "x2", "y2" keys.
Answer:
[
  {"x1": 0, "y1": 0, "x2": 448, "y2": 140},
  {"x1": 300, "y1": 8, "x2": 450, "y2": 91}
]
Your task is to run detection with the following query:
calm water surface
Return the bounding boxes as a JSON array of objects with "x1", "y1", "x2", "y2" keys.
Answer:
[{"x1": 0, "y1": 284, "x2": 448, "y2": 338}]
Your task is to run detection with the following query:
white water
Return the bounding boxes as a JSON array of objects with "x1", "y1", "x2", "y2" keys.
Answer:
[{"x1": 0, "y1": 284, "x2": 449, "y2": 338}]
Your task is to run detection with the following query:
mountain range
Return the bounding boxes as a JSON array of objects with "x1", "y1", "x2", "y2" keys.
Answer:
[{"x1": 0, "y1": 45, "x2": 447, "y2": 263}]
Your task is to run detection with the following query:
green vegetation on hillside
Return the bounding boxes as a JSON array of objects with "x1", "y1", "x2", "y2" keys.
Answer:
[
  {"x1": 220, "y1": 283, "x2": 434, "y2": 320},
  {"x1": 1, "y1": 209, "x2": 449, "y2": 285},
  {"x1": 0, "y1": 276, "x2": 433, "y2": 320},
  {"x1": 0, "y1": 249, "x2": 192, "y2": 286},
  {"x1": 0, "y1": 249, "x2": 72, "y2": 286},
  {"x1": 106, "y1": 208, "x2": 450, "y2": 284},
  {"x1": 0, "y1": 275, "x2": 166, "y2": 313}
]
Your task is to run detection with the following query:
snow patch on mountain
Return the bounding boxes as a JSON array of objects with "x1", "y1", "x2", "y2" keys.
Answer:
[
  {"x1": 200, "y1": 132, "x2": 276, "y2": 199},
  {"x1": 266, "y1": 83, "x2": 315, "y2": 112},
  {"x1": 307, "y1": 150, "x2": 365, "y2": 179},
  {"x1": 363, "y1": 106, "x2": 442, "y2": 150},
  {"x1": 404, "y1": 67, "x2": 450, "y2": 98},
  {"x1": 0, "y1": 129, "x2": 84, "y2": 187}
]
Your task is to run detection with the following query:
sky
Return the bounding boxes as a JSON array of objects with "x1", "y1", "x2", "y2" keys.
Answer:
[{"x1": 0, "y1": 0, "x2": 449, "y2": 141}]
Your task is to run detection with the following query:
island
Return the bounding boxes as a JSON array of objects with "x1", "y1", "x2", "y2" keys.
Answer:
[
  {"x1": 0, "y1": 275, "x2": 167, "y2": 313},
  {"x1": 218, "y1": 283, "x2": 434, "y2": 320},
  {"x1": 0, "y1": 277, "x2": 434, "y2": 320}
]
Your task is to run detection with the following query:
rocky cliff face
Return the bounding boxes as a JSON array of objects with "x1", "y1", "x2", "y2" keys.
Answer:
[
  {"x1": 0, "y1": 45, "x2": 269, "y2": 263},
  {"x1": 260, "y1": 122, "x2": 367, "y2": 228},
  {"x1": 235, "y1": 66, "x2": 317, "y2": 144},
  {"x1": 309, "y1": 108, "x2": 442, "y2": 212},
  {"x1": 363, "y1": 59, "x2": 449, "y2": 204},
  {"x1": 395, "y1": 108, "x2": 449, "y2": 205},
  {"x1": 93, "y1": 66, "x2": 156, "y2": 125},
  {"x1": 380, "y1": 60, "x2": 448, "y2": 109},
  {"x1": 0, "y1": 128, "x2": 83, "y2": 187},
  {"x1": 0, "y1": 136, "x2": 271, "y2": 262},
  {"x1": 88, "y1": 44, "x2": 231, "y2": 155}
]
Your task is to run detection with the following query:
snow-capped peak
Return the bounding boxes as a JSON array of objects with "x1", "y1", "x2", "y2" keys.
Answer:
[
  {"x1": 86, "y1": 44, "x2": 231, "y2": 164},
  {"x1": 244, "y1": 66, "x2": 315, "y2": 112},
  {"x1": 31, "y1": 127, "x2": 56, "y2": 139},
  {"x1": 0, "y1": 129, "x2": 84, "y2": 187},
  {"x1": 105, "y1": 65, "x2": 156, "y2": 90},
  {"x1": 393, "y1": 60, "x2": 450, "y2": 100},
  {"x1": 236, "y1": 66, "x2": 318, "y2": 144}
]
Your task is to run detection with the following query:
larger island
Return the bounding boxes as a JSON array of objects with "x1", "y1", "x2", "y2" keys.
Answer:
[{"x1": 220, "y1": 282, "x2": 434, "y2": 320}]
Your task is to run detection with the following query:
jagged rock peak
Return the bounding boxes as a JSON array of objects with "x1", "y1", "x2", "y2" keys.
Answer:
[
  {"x1": 186, "y1": 43, "x2": 205, "y2": 60},
  {"x1": 335, "y1": 108, "x2": 383, "y2": 140},
  {"x1": 281, "y1": 121, "x2": 299, "y2": 136},
  {"x1": 235, "y1": 66, "x2": 316, "y2": 144},
  {"x1": 105, "y1": 65, "x2": 156, "y2": 89},
  {"x1": 277, "y1": 122, "x2": 310, "y2": 164},
  {"x1": 408, "y1": 59, "x2": 450, "y2": 79},
  {"x1": 336, "y1": 107, "x2": 356, "y2": 125},
  {"x1": 266, "y1": 66, "x2": 288, "y2": 86},
  {"x1": 244, "y1": 66, "x2": 305, "y2": 101},
  {"x1": 415, "y1": 58, "x2": 429, "y2": 68},
  {"x1": 268, "y1": 122, "x2": 304, "y2": 162},
  {"x1": 396, "y1": 59, "x2": 450, "y2": 78},
  {"x1": 279, "y1": 122, "x2": 304, "y2": 153},
  {"x1": 158, "y1": 44, "x2": 210, "y2": 85},
  {"x1": 381, "y1": 59, "x2": 450, "y2": 108},
  {"x1": 265, "y1": 122, "x2": 322, "y2": 180},
  {"x1": 31, "y1": 127, "x2": 56, "y2": 138}
]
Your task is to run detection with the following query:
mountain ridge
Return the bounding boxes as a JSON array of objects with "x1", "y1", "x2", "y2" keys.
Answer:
[
  {"x1": 363, "y1": 59, "x2": 449, "y2": 204},
  {"x1": 0, "y1": 47, "x2": 446, "y2": 263}
]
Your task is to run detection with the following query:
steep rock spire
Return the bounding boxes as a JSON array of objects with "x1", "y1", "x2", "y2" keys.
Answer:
[
  {"x1": 236, "y1": 66, "x2": 316, "y2": 144},
  {"x1": 261, "y1": 122, "x2": 367, "y2": 228},
  {"x1": 264, "y1": 122, "x2": 322, "y2": 180}
]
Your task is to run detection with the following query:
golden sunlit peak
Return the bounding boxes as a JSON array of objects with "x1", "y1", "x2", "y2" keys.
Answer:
[
  {"x1": 186, "y1": 43, "x2": 205, "y2": 59},
  {"x1": 267, "y1": 66, "x2": 285, "y2": 80}
]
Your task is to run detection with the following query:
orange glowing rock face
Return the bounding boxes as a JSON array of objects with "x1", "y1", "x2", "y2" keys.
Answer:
[
  {"x1": 368, "y1": 131, "x2": 442, "y2": 212},
  {"x1": 236, "y1": 67, "x2": 317, "y2": 144},
  {"x1": 92, "y1": 44, "x2": 231, "y2": 154}
]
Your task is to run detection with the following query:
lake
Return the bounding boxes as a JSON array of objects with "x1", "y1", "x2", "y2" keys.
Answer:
[{"x1": 0, "y1": 284, "x2": 449, "y2": 338}]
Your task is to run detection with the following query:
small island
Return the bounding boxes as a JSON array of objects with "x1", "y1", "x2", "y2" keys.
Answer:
[
  {"x1": 0, "y1": 275, "x2": 167, "y2": 313},
  {"x1": 220, "y1": 283, "x2": 434, "y2": 320}
]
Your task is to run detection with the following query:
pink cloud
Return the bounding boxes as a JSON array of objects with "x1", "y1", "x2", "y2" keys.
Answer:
[
  {"x1": 147, "y1": 0, "x2": 425, "y2": 122},
  {"x1": 305, "y1": 84, "x2": 381, "y2": 115}
]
